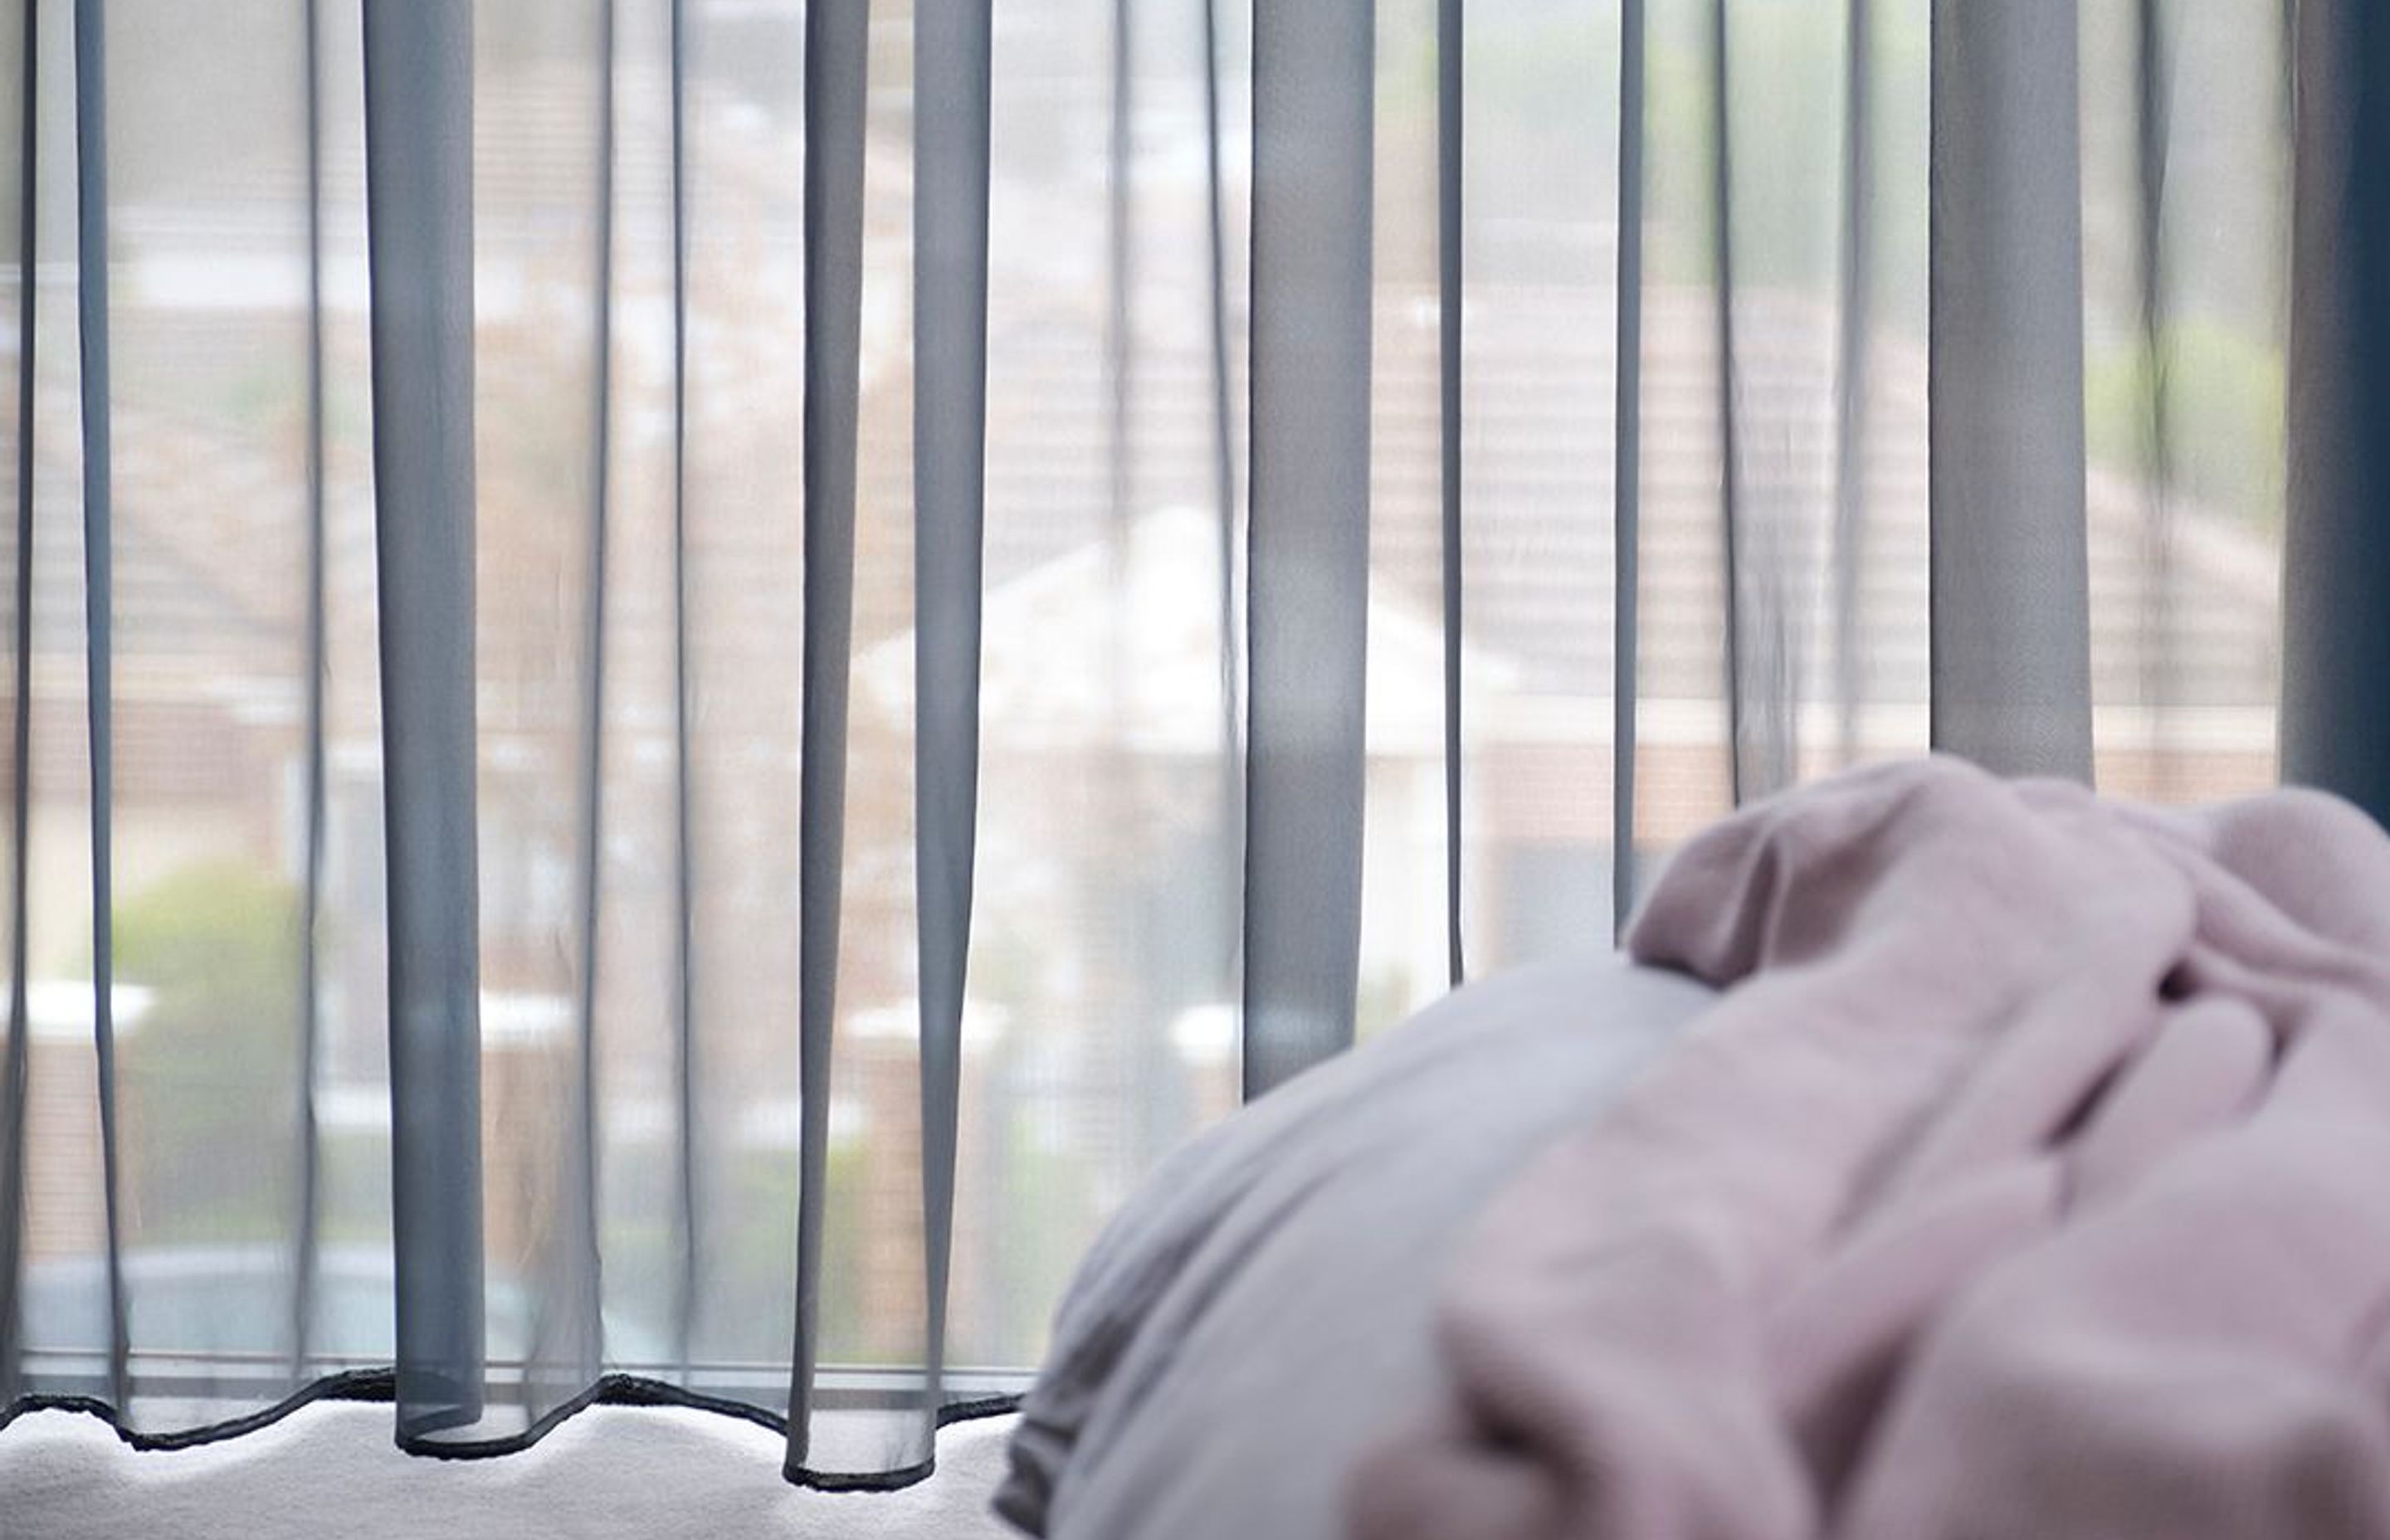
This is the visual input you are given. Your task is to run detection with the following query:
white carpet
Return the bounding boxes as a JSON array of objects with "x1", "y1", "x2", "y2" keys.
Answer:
[{"x1": 0, "y1": 1403, "x2": 1021, "y2": 1540}]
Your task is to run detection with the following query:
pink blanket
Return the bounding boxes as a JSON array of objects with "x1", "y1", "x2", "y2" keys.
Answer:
[{"x1": 1349, "y1": 758, "x2": 2390, "y2": 1539}]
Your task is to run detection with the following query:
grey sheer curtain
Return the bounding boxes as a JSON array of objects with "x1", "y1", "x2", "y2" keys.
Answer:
[
  {"x1": 0, "y1": 0, "x2": 2312, "y2": 1493},
  {"x1": 2282, "y1": 0, "x2": 2390, "y2": 821}
]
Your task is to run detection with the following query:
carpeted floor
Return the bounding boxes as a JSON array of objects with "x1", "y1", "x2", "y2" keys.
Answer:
[{"x1": 0, "y1": 1404, "x2": 1020, "y2": 1540}]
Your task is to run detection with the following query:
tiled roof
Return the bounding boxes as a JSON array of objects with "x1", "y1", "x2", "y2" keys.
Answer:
[{"x1": 972, "y1": 280, "x2": 2280, "y2": 718}]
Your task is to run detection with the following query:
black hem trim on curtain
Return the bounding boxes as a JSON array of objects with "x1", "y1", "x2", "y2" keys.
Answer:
[{"x1": 0, "y1": 1372, "x2": 1021, "y2": 1494}]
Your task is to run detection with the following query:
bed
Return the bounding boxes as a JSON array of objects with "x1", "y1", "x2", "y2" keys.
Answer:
[
  {"x1": 994, "y1": 956, "x2": 1714, "y2": 1539},
  {"x1": 997, "y1": 760, "x2": 2390, "y2": 1540}
]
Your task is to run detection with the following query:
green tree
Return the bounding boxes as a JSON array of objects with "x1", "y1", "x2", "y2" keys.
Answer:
[{"x1": 115, "y1": 861, "x2": 304, "y2": 1245}]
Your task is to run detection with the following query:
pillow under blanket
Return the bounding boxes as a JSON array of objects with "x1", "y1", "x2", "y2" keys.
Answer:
[
  {"x1": 992, "y1": 957, "x2": 1714, "y2": 1538},
  {"x1": 1354, "y1": 757, "x2": 2390, "y2": 1540}
]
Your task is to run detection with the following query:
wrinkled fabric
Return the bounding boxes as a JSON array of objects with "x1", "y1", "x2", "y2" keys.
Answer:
[
  {"x1": 993, "y1": 959, "x2": 1716, "y2": 1540},
  {"x1": 1349, "y1": 756, "x2": 2390, "y2": 1540}
]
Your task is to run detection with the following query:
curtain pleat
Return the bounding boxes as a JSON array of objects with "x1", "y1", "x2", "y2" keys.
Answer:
[
  {"x1": 1436, "y1": 0, "x2": 1463, "y2": 988},
  {"x1": 291, "y1": 0, "x2": 329, "y2": 1377},
  {"x1": 1201, "y1": 0, "x2": 1244, "y2": 1028},
  {"x1": 910, "y1": 0, "x2": 992, "y2": 1435},
  {"x1": 1098, "y1": 0, "x2": 1172, "y2": 1187},
  {"x1": 787, "y1": 0, "x2": 866, "y2": 1477},
  {"x1": 2129, "y1": 0, "x2": 2178, "y2": 760},
  {"x1": 1832, "y1": 0, "x2": 1873, "y2": 768},
  {"x1": 0, "y1": 0, "x2": 34, "y2": 1415},
  {"x1": 1926, "y1": 0, "x2": 2093, "y2": 778},
  {"x1": 71, "y1": 0, "x2": 125, "y2": 1418},
  {"x1": 662, "y1": 0, "x2": 700, "y2": 1384},
  {"x1": 1612, "y1": 0, "x2": 1646, "y2": 934},
  {"x1": 1242, "y1": 0, "x2": 1373, "y2": 1097},
  {"x1": 1107, "y1": 0, "x2": 1134, "y2": 576},
  {"x1": 360, "y1": 0, "x2": 487, "y2": 1443},
  {"x1": 552, "y1": 0, "x2": 613, "y2": 1401},
  {"x1": 2282, "y1": 0, "x2": 2390, "y2": 818},
  {"x1": 0, "y1": 0, "x2": 2303, "y2": 1493},
  {"x1": 1708, "y1": 0, "x2": 1753, "y2": 804}
]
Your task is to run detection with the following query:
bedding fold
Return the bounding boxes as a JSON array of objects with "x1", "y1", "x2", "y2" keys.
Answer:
[{"x1": 1349, "y1": 756, "x2": 2390, "y2": 1540}]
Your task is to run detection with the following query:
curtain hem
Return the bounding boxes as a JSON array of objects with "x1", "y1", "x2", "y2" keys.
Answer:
[{"x1": 0, "y1": 1372, "x2": 1021, "y2": 1493}]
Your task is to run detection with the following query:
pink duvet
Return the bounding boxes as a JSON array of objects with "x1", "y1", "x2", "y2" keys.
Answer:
[{"x1": 1350, "y1": 758, "x2": 2390, "y2": 1539}]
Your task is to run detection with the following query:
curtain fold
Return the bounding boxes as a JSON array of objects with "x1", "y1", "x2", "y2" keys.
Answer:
[
  {"x1": 2282, "y1": 0, "x2": 2390, "y2": 819},
  {"x1": 1708, "y1": 0, "x2": 1754, "y2": 802},
  {"x1": 1610, "y1": 0, "x2": 1646, "y2": 933},
  {"x1": 291, "y1": 0, "x2": 331, "y2": 1382},
  {"x1": 909, "y1": 0, "x2": 992, "y2": 1466},
  {"x1": 662, "y1": 0, "x2": 695, "y2": 1390},
  {"x1": 550, "y1": 0, "x2": 610, "y2": 1407},
  {"x1": 360, "y1": 0, "x2": 486, "y2": 1443},
  {"x1": 0, "y1": 0, "x2": 34, "y2": 1415},
  {"x1": 1242, "y1": 0, "x2": 1373, "y2": 1098},
  {"x1": 1831, "y1": 0, "x2": 1871, "y2": 768},
  {"x1": 1927, "y1": 0, "x2": 2093, "y2": 778},
  {"x1": 786, "y1": 0, "x2": 866, "y2": 1477},
  {"x1": 69, "y1": 0, "x2": 124, "y2": 1417},
  {"x1": 0, "y1": 0, "x2": 2300, "y2": 1492},
  {"x1": 1435, "y1": 0, "x2": 1463, "y2": 987}
]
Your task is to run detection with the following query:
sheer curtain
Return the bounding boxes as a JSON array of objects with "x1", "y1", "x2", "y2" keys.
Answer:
[{"x1": 0, "y1": 0, "x2": 2303, "y2": 1491}]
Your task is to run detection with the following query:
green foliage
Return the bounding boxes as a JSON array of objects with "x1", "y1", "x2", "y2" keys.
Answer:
[
  {"x1": 983, "y1": 1112, "x2": 1100, "y2": 1364},
  {"x1": 1357, "y1": 964, "x2": 1417, "y2": 1041},
  {"x1": 1377, "y1": 0, "x2": 1934, "y2": 314},
  {"x1": 708, "y1": 1148, "x2": 807, "y2": 1366},
  {"x1": 114, "y1": 861, "x2": 303, "y2": 1244},
  {"x1": 815, "y1": 1138, "x2": 876, "y2": 1362},
  {"x1": 2085, "y1": 319, "x2": 2286, "y2": 527},
  {"x1": 115, "y1": 861, "x2": 299, "y2": 1026}
]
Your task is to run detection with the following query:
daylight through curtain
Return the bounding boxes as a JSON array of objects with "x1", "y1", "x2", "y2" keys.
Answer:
[{"x1": 0, "y1": 0, "x2": 2294, "y2": 1489}]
